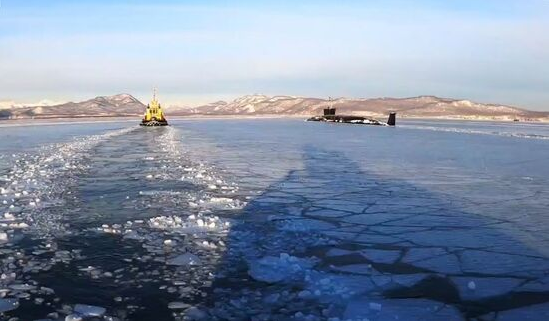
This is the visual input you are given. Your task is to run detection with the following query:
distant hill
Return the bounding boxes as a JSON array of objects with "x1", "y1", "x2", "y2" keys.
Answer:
[
  {"x1": 182, "y1": 95, "x2": 549, "y2": 122},
  {"x1": 0, "y1": 94, "x2": 145, "y2": 119},
  {"x1": 1, "y1": 93, "x2": 548, "y2": 122}
]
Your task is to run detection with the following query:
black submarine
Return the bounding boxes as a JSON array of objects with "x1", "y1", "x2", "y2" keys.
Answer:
[{"x1": 307, "y1": 106, "x2": 396, "y2": 126}]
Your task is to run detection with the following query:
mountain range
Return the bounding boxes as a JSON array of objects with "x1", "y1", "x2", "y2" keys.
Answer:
[
  {"x1": 0, "y1": 94, "x2": 145, "y2": 119},
  {"x1": 1, "y1": 93, "x2": 548, "y2": 122}
]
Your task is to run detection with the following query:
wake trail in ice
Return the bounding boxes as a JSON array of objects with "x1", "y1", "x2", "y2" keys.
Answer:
[
  {"x1": 0, "y1": 126, "x2": 136, "y2": 238},
  {"x1": 85, "y1": 126, "x2": 247, "y2": 318},
  {"x1": 400, "y1": 124, "x2": 549, "y2": 140},
  {"x1": 0, "y1": 126, "x2": 137, "y2": 315}
]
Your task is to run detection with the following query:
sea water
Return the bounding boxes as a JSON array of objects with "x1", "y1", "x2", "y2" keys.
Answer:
[{"x1": 0, "y1": 119, "x2": 548, "y2": 320}]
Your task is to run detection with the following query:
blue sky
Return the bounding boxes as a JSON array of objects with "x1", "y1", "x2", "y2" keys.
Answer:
[{"x1": 0, "y1": 0, "x2": 548, "y2": 110}]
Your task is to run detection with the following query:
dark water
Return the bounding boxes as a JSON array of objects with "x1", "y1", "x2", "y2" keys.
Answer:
[{"x1": 1, "y1": 119, "x2": 549, "y2": 320}]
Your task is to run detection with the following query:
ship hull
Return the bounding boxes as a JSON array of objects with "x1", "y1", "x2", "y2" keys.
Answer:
[{"x1": 140, "y1": 120, "x2": 169, "y2": 126}]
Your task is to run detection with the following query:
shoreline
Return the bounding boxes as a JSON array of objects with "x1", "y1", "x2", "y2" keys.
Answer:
[{"x1": 1, "y1": 114, "x2": 548, "y2": 128}]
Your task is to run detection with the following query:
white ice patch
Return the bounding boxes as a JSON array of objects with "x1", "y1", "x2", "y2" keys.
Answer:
[
  {"x1": 73, "y1": 304, "x2": 106, "y2": 317},
  {"x1": 451, "y1": 276, "x2": 523, "y2": 300},
  {"x1": 0, "y1": 128, "x2": 136, "y2": 307},
  {"x1": 94, "y1": 213, "x2": 231, "y2": 239},
  {"x1": 344, "y1": 298, "x2": 463, "y2": 320},
  {"x1": 248, "y1": 253, "x2": 317, "y2": 283},
  {"x1": 0, "y1": 298, "x2": 19, "y2": 312},
  {"x1": 275, "y1": 218, "x2": 334, "y2": 232},
  {"x1": 400, "y1": 124, "x2": 549, "y2": 141},
  {"x1": 201, "y1": 197, "x2": 246, "y2": 210},
  {"x1": 0, "y1": 126, "x2": 135, "y2": 237},
  {"x1": 167, "y1": 253, "x2": 202, "y2": 266},
  {"x1": 148, "y1": 215, "x2": 230, "y2": 234}
]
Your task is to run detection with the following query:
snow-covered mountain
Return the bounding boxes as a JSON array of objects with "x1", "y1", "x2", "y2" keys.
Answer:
[
  {"x1": 1, "y1": 93, "x2": 547, "y2": 122},
  {"x1": 1, "y1": 94, "x2": 145, "y2": 119},
  {"x1": 182, "y1": 95, "x2": 549, "y2": 122}
]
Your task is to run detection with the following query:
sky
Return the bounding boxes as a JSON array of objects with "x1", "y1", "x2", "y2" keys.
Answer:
[{"x1": 0, "y1": 0, "x2": 548, "y2": 110}]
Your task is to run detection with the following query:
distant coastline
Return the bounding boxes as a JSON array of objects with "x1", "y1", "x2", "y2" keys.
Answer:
[
  {"x1": 2, "y1": 115, "x2": 548, "y2": 129},
  {"x1": 2, "y1": 93, "x2": 548, "y2": 123}
]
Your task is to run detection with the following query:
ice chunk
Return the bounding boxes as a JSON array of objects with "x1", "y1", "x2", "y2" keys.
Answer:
[
  {"x1": 123, "y1": 230, "x2": 143, "y2": 240},
  {"x1": 331, "y1": 264, "x2": 374, "y2": 275},
  {"x1": 325, "y1": 248, "x2": 354, "y2": 257},
  {"x1": 496, "y1": 302, "x2": 549, "y2": 320},
  {"x1": 403, "y1": 249, "x2": 461, "y2": 274},
  {"x1": 360, "y1": 249, "x2": 401, "y2": 264},
  {"x1": 369, "y1": 302, "x2": 382, "y2": 311},
  {"x1": 277, "y1": 218, "x2": 334, "y2": 232},
  {"x1": 167, "y1": 253, "x2": 202, "y2": 266},
  {"x1": 517, "y1": 276, "x2": 549, "y2": 292},
  {"x1": 9, "y1": 283, "x2": 36, "y2": 291},
  {"x1": 468, "y1": 281, "x2": 476, "y2": 290},
  {"x1": 344, "y1": 298, "x2": 462, "y2": 320},
  {"x1": 298, "y1": 290, "x2": 312, "y2": 298},
  {"x1": 0, "y1": 298, "x2": 19, "y2": 312},
  {"x1": 65, "y1": 314, "x2": 83, "y2": 321},
  {"x1": 461, "y1": 250, "x2": 549, "y2": 276},
  {"x1": 3, "y1": 212, "x2": 15, "y2": 220},
  {"x1": 185, "y1": 306, "x2": 207, "y2": 320},
  {"x1": 12, "y1": 222, "x2": 29, "y2": 229},
  {"x1": 168, "y1": 301, "x2": 190, "y2": 309},
  {"x1": 263, "y1": 293, "x2": 280, "y2": 304},
  {"x1": 73, "y1": 304, "x2": 106, "y2": 317},
  {"x1": 451, "y1": 276, "x2": 522, "y2": 300},
  {"x1": 248, "y1": 253, "x2": 317, "y2": 283},
  {"x1": 305, "y1": 272, "x2": 375, "y2": 299}
]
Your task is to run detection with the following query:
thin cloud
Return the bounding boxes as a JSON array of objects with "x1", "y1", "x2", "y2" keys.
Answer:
[{"x1": 0, "y1": 1, "x2": 548, "y2": 110}]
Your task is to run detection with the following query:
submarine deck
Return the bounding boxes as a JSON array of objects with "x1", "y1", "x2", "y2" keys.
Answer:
[{"x1": 307, "y1": 114, "x2": 385, "y2": 125}]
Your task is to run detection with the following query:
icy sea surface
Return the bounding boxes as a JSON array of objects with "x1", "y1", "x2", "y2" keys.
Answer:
[{"x1": 1, "y1": 119, "x2": 549, "y2": 321}]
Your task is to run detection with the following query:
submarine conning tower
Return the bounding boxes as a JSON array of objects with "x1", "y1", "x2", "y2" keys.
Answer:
[
  {"x1": 387, "y1": 112, "x2": 396, "y2": 126},
  {"x1": 323, "y1": 108, "x2": 336, "y2": 116},
  {"x1": 140, "y1": 88, "x2": 169, "y2": 126},
  {"x1": 323, "y1": 97, "x2": 337, "y2": 116}
]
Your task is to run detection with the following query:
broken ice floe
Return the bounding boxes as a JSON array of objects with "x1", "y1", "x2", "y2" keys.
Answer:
[
  {"x1": 94, "y1": 212, "x2": 232, "y2": 237},
  {"x1": 73, "y1": 303, "x2": 106, "y2": 317},
  {"x1": 248, "y1": 253, "x2": 318, "y2": 283},
  {"x1": 451, "y1": 276, "x2": 523, "y2": 301},
  {"x1": 0, "y1": 127, "x2": 135, "y2": 237},
  {"x1": 0, "y1": 298, "x2": 19, "y2": 312},
  {"x1": 495, "y1": 302, "x2": 549, "y2": 320},
  {"x1": 343, "y1": 298, "x2": 463, "y2": 320},
  {"x1": 0, "y1": 127, "x2": 137, "y2": 317},
  {"x1": 167, "y1": 253, "x2": 202, "y2": 266}
]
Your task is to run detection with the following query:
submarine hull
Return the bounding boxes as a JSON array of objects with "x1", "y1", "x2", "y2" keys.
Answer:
[
  {"x1": 307, "y1": 115, "x2": 385, "y2": 125},
  {"x1": 307, "y1": 109, "x2": 396, "y2": 126}
]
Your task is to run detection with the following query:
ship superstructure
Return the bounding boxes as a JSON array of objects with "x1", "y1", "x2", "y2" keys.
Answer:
[{"x1": 140, "y1": 89, "x2": 168, "y2": 126}]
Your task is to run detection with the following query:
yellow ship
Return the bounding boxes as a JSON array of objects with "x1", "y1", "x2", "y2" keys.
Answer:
[{"x1": 140, "y1": 89, "x2": 168, "y2": 126}]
